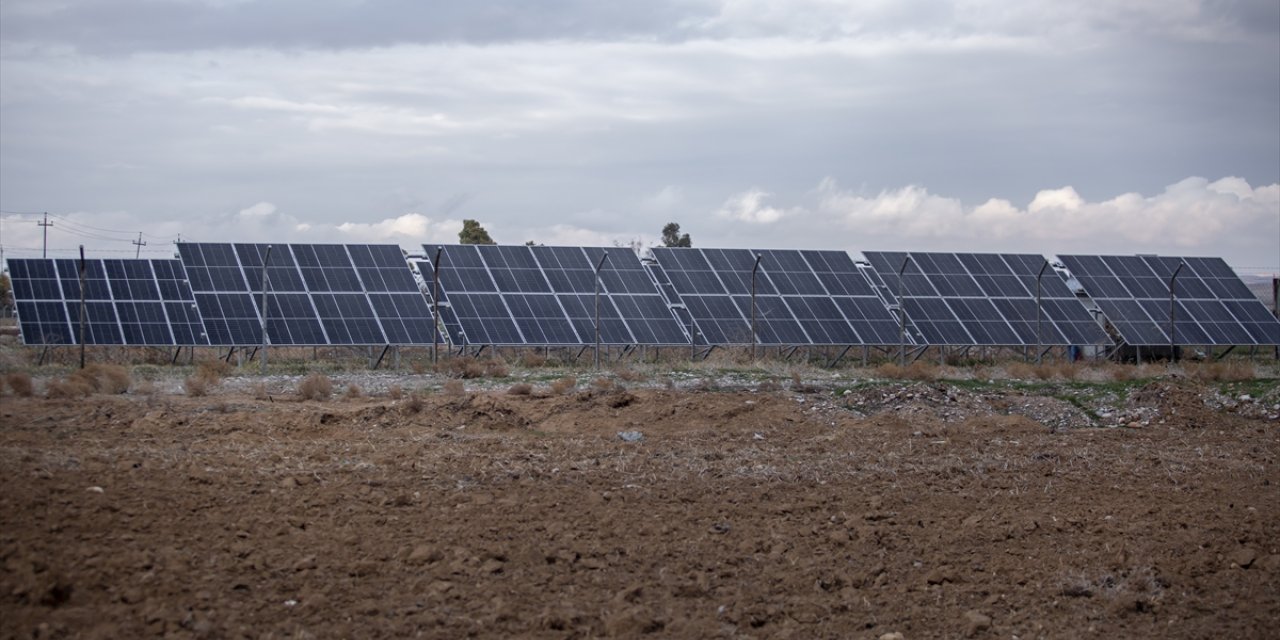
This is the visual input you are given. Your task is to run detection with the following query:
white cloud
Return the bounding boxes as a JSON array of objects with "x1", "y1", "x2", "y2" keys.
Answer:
[
  {"x1": 642, "y1": 185, "x2": 684, "y2": 210},
  {"x1": 237, "y1": 201, "x2": 277, "y2": 218},
  {"x1": 815, "y1": 176, "x2": 1280, "y2": 253},
  {"x1": 335, "y1": 213, "x2": 459, "y2": 243},
  {"x1": 715, "y1": 187, "x2": 799, "y2": 224}
]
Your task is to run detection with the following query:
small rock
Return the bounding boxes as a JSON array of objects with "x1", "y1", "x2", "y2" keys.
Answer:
[
  {"x1": 1239, "y1": 394, "x2": 1252, "y2": 401},
  {"x1": 1228, "y1": 547, "x2": 1258, "y2": 569},
  {"x1": 879, "y1": 633, "x2": 906, "y2": 640},
  {"x1": 293, "y1": 555, "x2": 317, "y2": 571},
  {"x1": 281, "y1": 477, "x2": 297, "y2": 489},
  {"x1": 963, "y1": 610, "x2": 991, "y2": 636},
  {"x1": 407, "y1": 546, "x2": 441, "y2": 565},
  {"x1": 618, "y1": 431, "x2": 644, "y2": 443},
  {"x1": 86, "y1": 486, "x2": 104, "y2": 493},
  {"x1": 752, "y1": 433, "x2": 765, "y2": 440},
  {"x1": 710, "y1": 522, "x2": 731, "y2": 534}
]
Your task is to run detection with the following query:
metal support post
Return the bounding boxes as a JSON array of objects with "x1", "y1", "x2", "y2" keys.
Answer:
[
  {"x1": 897, "y1": 255, "x2": 912, "y2": 367},
  {"x1": 750, "y1": 254, "x2": 762, "y2": 361},
  {"x1": 432, "y1": 247, "x2": 443, "y2": 365},
  {"x1": 593, "y1": 252, "x2": 610, "y2": 369},
  {"x1": 78, "y1": 246, "x2": 86, "y2": 369},
  {"x1": 1168, "y1": 261, "x2": 1185, "y2": 363},
  {"x1": 260, "y1": 245, "x2": 272, "y2": 374},
  {"x1": 1036, "y1": 260, "x2": 1049, "y2": 365}
]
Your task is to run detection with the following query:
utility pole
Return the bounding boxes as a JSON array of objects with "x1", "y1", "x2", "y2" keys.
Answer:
[
  {"x1": 133, "y1": 232, "x2": 147, "y2": 258},
  {"x1": 39, "y1": 213, "x2": 53, "y2": 258}
]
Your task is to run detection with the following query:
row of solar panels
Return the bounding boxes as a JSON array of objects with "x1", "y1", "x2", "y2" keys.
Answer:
[{"x1": 8, "y1": 243, "x2": 1279, "y2": 348}]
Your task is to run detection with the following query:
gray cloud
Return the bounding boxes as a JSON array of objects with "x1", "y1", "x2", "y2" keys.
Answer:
[{"x1": 1, "y1": 1, "x2": 1276, "y2": 269}]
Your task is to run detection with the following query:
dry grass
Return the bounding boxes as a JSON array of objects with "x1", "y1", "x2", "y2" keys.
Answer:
[
  {"x1": 507, "y1": 383, "x2": 533, "y2": 396},
  {"x1": 404, "y1": 393, "x2": 425, "y2": 414},
  {"x1": 344, "y1": 383, "x2": 364, "y2": 400},
  {"x1": 437, "y1": 358, "x2": 485, "y2": 379},
  {"x1": 46, "y1": 377, "x2": 94, "y2": 399},
  {"x1": 519, "y1": 351, "x2": 548, "y2": 368},
  {"x1": 184, "y1": 375, "x2": 210, "y2": 397},
  {"x1": 443, "y1": 379, "x2": 466, "y2": 396},
  {"x1": 196, "y1": 360, "x2": 232, "y2": 383},
  {"x1": 5, "y1": 372, "x2": 34, "y2": 397},
  {"x1": 410, "y1": 360, "x2": 428, "y2": 375},
  {"x1": 483, "y1": 359, "x2": 510, "y2": 378},
  {"x1": 876, "y1": 361, "x2": 940, "y2": 381},
  {"x1": 615, "y1": 367, "x2": 648, "y2": 383},
  {"x1": 549, "y1": 376, "x2": 578, "y2": 395},
  {"x1": 387, "y1": 385, "x2": 404, "y2": 400},
  {"x1": 66, "y1": 364, "x2": 132, "y2": 394},
  {"x1": 590, "y1": 376, "x2": 615, "y2": 392},
  {"x1": 298, "y1": 373, "x2": 334, "y2": 401},
  {"x1": 1183, "y1": 360, "x2": 1256, "y2": 382},
  {"x1": 251, "y1": 382, "x2": 270, "y2": 401}
]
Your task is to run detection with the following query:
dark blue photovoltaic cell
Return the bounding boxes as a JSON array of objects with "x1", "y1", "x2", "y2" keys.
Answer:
[
  {"x1": 312, "y1": 293, "x2": 386, "y2": 344},
  {"x1": 418, "y1": 244, "x2": 688, "y2": 346},
  {"x1": 1060, "y1": 254, "x2": 1279, "y2": 346},
  {"x1": 654, "y1": 247, "x2": 904, "y2": 345},
  {"x1": 369, "y1": 293, "x2": 437, "y2": 344},
  {"x1": 865, "y1": 251, "x2": 1110, "y2": 346},
  {"x1": 15, "y1": 300, "x2": 73, "y2": 344}
]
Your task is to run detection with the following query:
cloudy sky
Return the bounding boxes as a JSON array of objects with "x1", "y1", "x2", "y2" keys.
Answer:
[{"x1": 1, "y1": 0, "x2": 1277, "y2": 272}]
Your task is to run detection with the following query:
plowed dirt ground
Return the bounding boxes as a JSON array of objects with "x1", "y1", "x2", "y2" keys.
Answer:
[{"x1": 2, "y1": 372, "x2": 1278, "y2": 639}]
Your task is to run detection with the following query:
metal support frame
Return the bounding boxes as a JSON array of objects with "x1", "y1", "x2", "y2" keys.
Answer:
[
  {"x1": 373, "y1": 344, "x2": 392, "y2": 370},
  {"x1": 1168, "y1": 261, "x2": 1185, "y2": 363},
  {"x1": 259, "y1": 245, "x2": 272, "y2": 374},
  {"x1": 593, "y1": 252, "x2": 610, "y2": 369},
  {"x1": 897, "y1": 255, "x2": 913, "y2": 367},
  {"x1": 1035, "y1": 260, "x2": 1049, "y2": 365},
  {"x1": 432, "y1": 247, "x2": 443, "y2": 365},
  {"x1": 750, "y1": 254, "x2": 762, "y2": 361},
  {"x1": 827, "y1": 345, "x2": 853, "y2": 368},
  {"x1": 78, "y1": 246, "x2": 86, "y2": 370}
]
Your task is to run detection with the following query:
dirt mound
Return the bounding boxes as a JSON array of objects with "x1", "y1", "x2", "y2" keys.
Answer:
[{"x1": 1, "y1": 379, "x2": 1277, "y2": 638}]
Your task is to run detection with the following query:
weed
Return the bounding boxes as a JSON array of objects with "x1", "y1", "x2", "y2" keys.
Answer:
[
  {"x1": 410, "y1": 360, "x2": 427, "y2": 375},
  {"x1": 443, "y1": 379, "x2": 466, "y2": 396},
  {"x1": 5, "y1": 372, "x2": 34, "y2": 397},
  {"x1": 298, "y1": 373, "x2": 333, "y2": 401},
  {"x1": 251, "y1": 382, "x2": 271, "y2": 401},
  {"x1": 196, "y1": 360, "x2": 232, "y2": 383},
  {"x1": 344, "y1": 384, "x2": 363, "y2": 400},
  {"x1": 47, "y1": 377, "x2": 93, "y2": 399},
  {"x1": 387, "y1": 385, "x2": 404, "y2": 400},
  {"x1": 876, "y1": 362, "x2": 939, "y2": 381},
  {"x1": 507, "y1": 382, "x2": 533, "y2": 396},
  {"x1": 590, "y1": 377, "x2": 615, "y2": 392},
  {"x1": 484, "y1": 359, "x2": 510, "y2": 378},
  {"x1": 184, "y1": 375, "x2": 209, "y2": 397},
  {"x1": 615, "y1": 367, "x2": 648, "y2": 383},
  {"x1": 405, "y1": 393, "x2": 425, "y2": 414},
  {"x1": 549, "y1": 376, "x2": 578, "y2": 395}
]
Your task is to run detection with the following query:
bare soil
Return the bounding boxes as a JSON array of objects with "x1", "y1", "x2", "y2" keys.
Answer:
[{"x1": 1, "y1": 375, "x2": 1278, "y2": 639}]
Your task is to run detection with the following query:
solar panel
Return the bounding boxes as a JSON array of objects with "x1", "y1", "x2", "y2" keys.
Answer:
[
  {"x1": 418, "y1": 244, "x2": 689, "y2": 346},
  {"x1": 863, "y1": 251, "x2": 1112, "y2": 346},
  {"x1": 1059, "y1": 254, "x2": 1280, "y2": 346},
  {"x1": 650, "y1": 248, "x2": 902, "y2": 346},
  {"x1": 176, "y1": 243, "x2": 435, "y2": 346},
  {"x1": 9, "y1": 258, "x2": 208, "y2": 346}
]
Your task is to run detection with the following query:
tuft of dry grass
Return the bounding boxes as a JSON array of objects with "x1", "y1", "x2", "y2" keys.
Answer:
[
  {"x1": 344, "y1": 383, "x2": 363, "y2": 400},
  {"x1": 443, "y1": 379, "x2": 466, "y2": 396},
  {"x1": 437, "y1": 358, "x2": 485, "y2": 379},
  {"x1": 404, "y1": 393, "x2": 425, "y2": 414},
  {"x1": 483, "y1": 359, "x2": 510, "y2": 378},
  {"x1": 47, "y1": 377, "x2": 94, "y2": 399},
  {"x1": 590, "y1": 376, "x2": 615, "y2": 392},
  {"x1": 184, "y1": 375, "x2": 210, "y2": 397},
  {"x1": 549, "y1": 376, "x2": 577, "y2": 395},
  {"x1": 6, "y1": 372, "x2": 34, "y2": 397},
  {"x1": 1183, "y1": 360, "x2": 1256, "y2": 382},
  {"x1": 410, "y1": 360, "x2": 428, "y2": 375},
  {"x1": 519, "y1": 352, "x2": 548, "y2": 368},
  {"x1": 196, "y1": 360, "x2": 232, "y2": 383},
  {"x1": 387, "y1": 385, "x2": 404, "y2": 401},
  {"x1": 507, "y1": 382, "x2": 533, "y2": 396},
  {"x1": 298, "y1": 373, "x2": 333, "y2": 401},
  {"x1": 251, "y1": 382, "x2": 270, "y2": 401}
]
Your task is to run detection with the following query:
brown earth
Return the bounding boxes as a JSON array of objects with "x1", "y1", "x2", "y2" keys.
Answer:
[{"x1": 1, "y1": 378, "x2": 1278, "y2": 639}]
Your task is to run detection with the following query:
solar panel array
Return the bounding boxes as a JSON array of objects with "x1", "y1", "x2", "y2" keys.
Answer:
[
  {"x1": 8, "y1": 258, "x2": 206, "y2": 346},
  {"x1": 650, "y1": 248, "x2": 903, "y2": 345},
  {"x1": 10, "y1": 244, "x2": 1275, "y2": 352},
  {"x1": 418, "y1": 245, "x2": 689, "y2": 346},
  {"x1": 1058, "y1": 255, "x2": 1280, "y2": 346},
  {"x1": 863, "y1": 252, "x2": 1113, "y2": 346},
  {"x1": 177, "y1": 243, "x2": 435, "y2": 346}
]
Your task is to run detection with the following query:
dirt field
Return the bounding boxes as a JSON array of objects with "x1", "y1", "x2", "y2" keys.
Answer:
[{"x1": 1, "y1": 365, "x2": 1278, "y2": 639}]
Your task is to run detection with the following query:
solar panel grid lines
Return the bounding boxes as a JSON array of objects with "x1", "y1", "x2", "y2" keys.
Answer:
[
  {"x1": 7, "y1": 257, "x2": 212, "y2": 346},
  {"x1": 863, "y1": 251, "x2": 1112, "y2": 347},
  {"x1": 419, "y1": 244, "x2": 688, "y2": 346},
  {"x1": 651, "y1": 247, "x2": 903, "y2": 346},
  {"x1": 1058, "y1": 254, "x2": 1280, "y2": 346}
]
